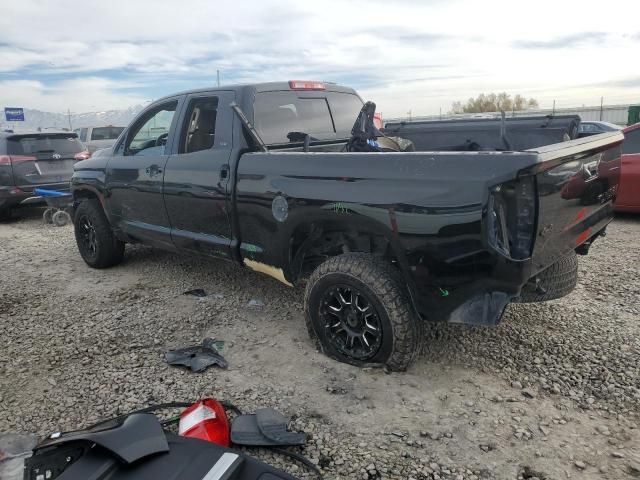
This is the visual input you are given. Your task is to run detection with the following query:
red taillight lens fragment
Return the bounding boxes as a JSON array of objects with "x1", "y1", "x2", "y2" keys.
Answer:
[{"x1": 179, "y1": 398, "x2": 230, "y2": 447}]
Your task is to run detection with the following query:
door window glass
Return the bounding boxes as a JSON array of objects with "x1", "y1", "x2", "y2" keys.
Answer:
[
  {"x1": 125, "y1": 101, "x2": 178, "y2": 156},
  {"x1": 180, "y1": 97, "x2": 219, "y2": 153}
]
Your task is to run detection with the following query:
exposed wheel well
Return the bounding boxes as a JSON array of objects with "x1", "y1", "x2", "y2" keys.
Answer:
[
  {"x1": 288, "y1": 222, "x2": 399, "y2": 282},
  {"x1": 73, "y1": 189, "x2": 99, "y2": 202}
]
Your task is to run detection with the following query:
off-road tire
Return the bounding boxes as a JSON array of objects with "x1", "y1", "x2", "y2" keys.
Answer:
[
  {"x1": 304, "y1": 253, "x2": 422, "y2": 371},
  {"x1": 514, "y1": 252, "x2": 578, "y2": 303},
  {"x1": 74, "y1": 199, "x2": 124, "y2": 268}
]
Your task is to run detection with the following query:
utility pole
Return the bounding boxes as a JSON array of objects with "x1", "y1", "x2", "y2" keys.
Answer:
[
  {"x1": 599, "y1": 96, "x2": 604, "y2": 121},
  {"x1": 552, "y1": 100, "x2": 556, "y2": 116},
  {"x1": 407, "y1": 109, "x2": 412, "y2": 122},
  {"x1": 217, "y1": 70, "x2": 220, "y2": 87},
  {"x1": 67, "y1": 109, "x2": 72, "y2": 130},
  {"x1": 439, "y1": 107, "x2": 442, "y2": 120}
]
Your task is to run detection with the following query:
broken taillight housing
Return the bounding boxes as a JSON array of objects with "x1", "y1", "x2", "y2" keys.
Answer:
[
  {"x1": 487, "y1": 176, "x2": 536, "y2": 260},
  {"x1": 178, "y1": 398, "x2": 230, "y2": 447}
]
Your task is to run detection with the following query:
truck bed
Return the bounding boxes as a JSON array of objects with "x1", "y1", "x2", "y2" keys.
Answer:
[{"x1": 234, "y1": 130, "x2": 623, "y2": 325}]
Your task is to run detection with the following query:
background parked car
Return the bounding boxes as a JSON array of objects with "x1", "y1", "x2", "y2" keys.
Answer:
[
  {"x1": 615, "y1": 122, "x2": 640, "y2": 213},
  {"x1": 74, "y1": 125, "x2": 125, "y2": 154},
  {"x1": 577, "y1": 121, "x2": 623, "y2": 137},
  {"x1": 0, "y1": 131, "x2": 89, "y2": 220}
]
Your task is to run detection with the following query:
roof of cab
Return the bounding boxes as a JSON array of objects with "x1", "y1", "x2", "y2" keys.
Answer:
[{"x1": 152, "y1": 81, "x2": 357, "y2": 104}]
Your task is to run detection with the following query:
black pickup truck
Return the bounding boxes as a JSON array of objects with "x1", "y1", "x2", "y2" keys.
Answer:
[{"x1": 70, "y1": 81, "x2": 623, "y2": 370}]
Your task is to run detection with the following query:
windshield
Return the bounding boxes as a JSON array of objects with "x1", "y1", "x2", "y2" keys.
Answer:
[
  {"x1": 91, "y1": 126, "x2": 124, "y2": 141},
  {"x1": 7, "y1": 134, "x2": 84, "y2": 155},
  {"x1": 253, "y1": 91, "x2": 363, "y2": 144}
]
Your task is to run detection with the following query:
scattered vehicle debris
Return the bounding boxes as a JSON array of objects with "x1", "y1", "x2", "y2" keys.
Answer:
[
  {"x1": 179, "y1": 399, "x2": 231, "y2": 447},
  {"x1": 164, "y1": 337, "x2": 227, "y2": 372},
  {"x1": 246, "y1": 299, "x2": 265, "y2": 310},
  {"x1": 0, "y1": 433, "x2": 37, "y2": 480},
  {"x1": 231, "y1": 408, "x2": 306, "y2": 447},
  {"x1": 183, "y1": 288, "x2": 207, "y2": 297},
  {"x1": 24, "y1": 407, "x2": 298, "y2": 480}
]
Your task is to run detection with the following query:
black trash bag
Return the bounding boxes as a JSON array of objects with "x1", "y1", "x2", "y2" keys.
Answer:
[
  {"x1": 346, "y1": 101, "x2": 383, "y2": 152},
  {"x1": 164, "y1": 338, "x2": 228, "y2": 372}
]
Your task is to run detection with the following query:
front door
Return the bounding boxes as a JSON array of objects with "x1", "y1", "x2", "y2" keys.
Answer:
[
  {"x1": 105, "y1": 98, "x2": 182, "y2": 249},
  {"x1": 163, "y1": 92, "x2": 234, "y2": 259}
]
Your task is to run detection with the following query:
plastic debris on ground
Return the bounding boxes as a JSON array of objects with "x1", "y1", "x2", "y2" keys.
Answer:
[
  {"x1": 0, "y1": 433, "x2": 37, "y2": 480},
  {"x1": 231, "y1": 408, "x2": 307, "y2": 447},
  {"x1": 164, "y1": 337, "x2": 228, "y2": 372},
  {"x1": 183, "y1": 288, "x2": 207, "y2": 297},
  {"x1": 246, "y1": 299, "x2": 265, "y2": 310}
]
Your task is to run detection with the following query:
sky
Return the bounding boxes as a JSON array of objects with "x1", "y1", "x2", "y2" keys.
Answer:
[{"x1": 1, "y1": 0, "x2": 639, "y2": 117}]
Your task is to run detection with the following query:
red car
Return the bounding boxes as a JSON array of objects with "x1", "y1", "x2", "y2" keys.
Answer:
[{"x1": 615, "y1": 123, "x2": 640, "y2": 213}]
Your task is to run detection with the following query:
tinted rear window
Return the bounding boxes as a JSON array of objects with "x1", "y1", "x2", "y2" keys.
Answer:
[
  {"x1": 253, "y1": 91, "x2": 363, "y2": 144},
  {"x1": 7, "y1": 134, "x2": 83, "y2": 155},
  {"x1": 91, "y1": 126, "x2": 125, "y2": 141}
]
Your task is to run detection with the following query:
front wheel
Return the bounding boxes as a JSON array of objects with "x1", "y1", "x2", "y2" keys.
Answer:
[
  {"x1": 304, "y1": 253, "x2": 422, "y2": 371},
  {"x1": 73, "y1": 199, "x2": 124, "y2": 268}
]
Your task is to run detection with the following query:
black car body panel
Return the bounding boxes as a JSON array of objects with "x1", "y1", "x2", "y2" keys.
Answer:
[{"x1": 71, "y1": 83, "x2": 623, "y2": 326}]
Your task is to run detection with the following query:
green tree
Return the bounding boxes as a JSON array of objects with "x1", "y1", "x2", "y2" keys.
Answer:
[{"x1": 451, "y1": 93, "x2": 539, "y2": 114}]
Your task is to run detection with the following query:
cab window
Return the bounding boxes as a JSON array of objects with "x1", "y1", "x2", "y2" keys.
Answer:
[
  {"x1": 124, "y1": 101, "x2": 177, "y2": 156},
  {"x1": 179, "y1": 97, "x2": 219, "y2": 153}
]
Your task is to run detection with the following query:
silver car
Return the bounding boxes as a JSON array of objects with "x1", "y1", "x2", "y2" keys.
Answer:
[{"x1": 74, "y1": 126, "x2": 125, "y2": 154}]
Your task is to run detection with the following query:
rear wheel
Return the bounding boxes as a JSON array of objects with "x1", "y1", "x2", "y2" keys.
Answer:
[
  {"x1": 304, "y1": 253, "x2": 422, "y2": 371},
  {"x1": 74, "y1": 199, "x2": 124, "y2": 268},
  {"x1": 514, "y1": 252, "x2": 578, "y2": 303}
]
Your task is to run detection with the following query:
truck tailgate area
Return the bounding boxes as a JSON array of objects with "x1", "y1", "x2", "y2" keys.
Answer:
[{"x1": 529, "y1": 131, "x2": 623, "y2": 274}]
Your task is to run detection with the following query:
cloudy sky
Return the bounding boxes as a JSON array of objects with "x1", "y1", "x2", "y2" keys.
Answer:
[{"x1": 1, "y1": 0, "x2": 639, "y2": 117}]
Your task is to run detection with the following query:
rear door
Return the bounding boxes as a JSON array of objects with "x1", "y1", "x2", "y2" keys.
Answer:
[
  {"x1": 105, "y1": 98, "x2": 182, "y2": 249},
  {"x1": 616, "y1": 128, "x2": 640, "y2": 209},
  {"x1": 6, "y1": 133, "x2": 85, "y2": 190},
  {"x1": 163, "y1": 91, "x2": 234, "y2": 259}
]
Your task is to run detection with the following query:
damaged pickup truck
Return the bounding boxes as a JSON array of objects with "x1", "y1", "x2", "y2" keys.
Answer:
[{"x1": 70, "y1": 81, "x2": 623, "y2": 370}]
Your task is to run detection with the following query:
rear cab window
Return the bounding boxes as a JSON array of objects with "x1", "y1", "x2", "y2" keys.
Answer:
[{"x1": 253, "y1": 91, "x2": 363, "y2": 145}]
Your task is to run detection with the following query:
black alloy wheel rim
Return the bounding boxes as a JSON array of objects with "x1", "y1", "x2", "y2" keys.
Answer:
[
  {"x1": 79, "y1": 215, "x2": 98, "y2": 257},
  {"x1": 320, "y1": 285, "x2": 383, "y2": 360}
]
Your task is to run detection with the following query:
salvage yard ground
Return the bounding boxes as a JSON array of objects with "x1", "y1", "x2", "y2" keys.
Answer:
[{"x1": 1, "y1": 208, "x2": 639, "y2": 480}]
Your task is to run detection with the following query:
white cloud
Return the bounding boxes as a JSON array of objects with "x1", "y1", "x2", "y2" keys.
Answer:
[
  {"x1": 0, "y1": 0, "x2": 639, "y2": 115},
  {"x1": 0, "y1": 77, "x2": 147, "y2": 112}
]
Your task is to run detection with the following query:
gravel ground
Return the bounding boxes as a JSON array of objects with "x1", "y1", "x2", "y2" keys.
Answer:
[{"x1": 1, "y1": 208, "x2": 639, "y2": 480}]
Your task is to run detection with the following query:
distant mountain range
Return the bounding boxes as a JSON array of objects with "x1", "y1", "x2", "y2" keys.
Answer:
[{"x1": 0, "y1": 105, "x2": 145, "y2": 131}]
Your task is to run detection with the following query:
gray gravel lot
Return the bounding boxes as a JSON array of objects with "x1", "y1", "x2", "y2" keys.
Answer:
[{"x1": 1, "y1": 208, "x2": 639, "y2": 480}]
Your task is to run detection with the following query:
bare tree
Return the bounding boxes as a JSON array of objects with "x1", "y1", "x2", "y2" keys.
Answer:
[{"x1": 451, "y1": 93, "x2": 539, "y2": 114}]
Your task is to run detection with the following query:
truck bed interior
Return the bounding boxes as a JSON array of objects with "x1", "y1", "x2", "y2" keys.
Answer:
[{"x1": 383, "y1": 115, "x2": 581, "y2": 152}]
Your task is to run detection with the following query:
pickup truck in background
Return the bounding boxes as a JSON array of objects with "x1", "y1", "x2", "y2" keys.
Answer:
[
  {"x1": 74, "y1": 126, "x2": 125, "y2": 154},
  {"x1": 70, "y1": 81, "x2": 623, "y2": 370}
]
